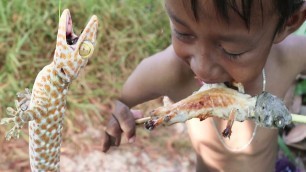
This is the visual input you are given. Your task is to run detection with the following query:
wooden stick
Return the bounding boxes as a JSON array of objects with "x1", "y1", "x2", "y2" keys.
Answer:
[
  {"x1": 291, "y1": 114, "x2": 306, "y2": 124},
  {"x1": 135, "y1": 117, "x2": 151, "y2": 125},
  {"x1": 135, "y1": 114, "x2": 306, "y2": 125}
]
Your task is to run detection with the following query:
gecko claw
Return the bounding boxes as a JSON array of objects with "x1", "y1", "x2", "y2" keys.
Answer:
[
  {"x1": 4, "y1": 126, "x2": 21, "y2": 140},
  {"x1": 222, "y1": 127, "x2": 232, "y2": 138},
  {"x1": 0, "y1": 117, "x2": 15, "y2": 125},
  {"x1": 144, "y1": 120, "x2": 156, "y2": 130}
]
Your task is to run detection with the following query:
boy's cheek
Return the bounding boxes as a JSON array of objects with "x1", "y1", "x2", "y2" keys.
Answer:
[{"x1": 171, "y1": 38, "x2": 193, "y2": 61}]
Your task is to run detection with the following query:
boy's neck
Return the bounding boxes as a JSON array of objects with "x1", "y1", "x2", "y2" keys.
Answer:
[{"x1": 242, "y1": 69, "x2": 266, "y2": 96}]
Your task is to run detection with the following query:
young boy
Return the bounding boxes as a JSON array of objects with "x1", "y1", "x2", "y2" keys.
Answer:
[{"x1": 101, "y1": 0, "x2": 306, "y2": 171}]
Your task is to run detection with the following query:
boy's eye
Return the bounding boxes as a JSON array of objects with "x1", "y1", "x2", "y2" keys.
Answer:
[
  {"x1": 222, "y1": 48, "x2": 244, "y2": 60},
  {"x1": 172, "y1": 29, "x2": 195, "y2": 41}
]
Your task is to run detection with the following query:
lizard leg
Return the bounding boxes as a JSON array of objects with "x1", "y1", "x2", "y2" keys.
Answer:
[
  {"x1": 1, "y1": 107, "x2": 43, "y2": 140},
  {"x1": 222, "y1": 109, "x2": 237, "y2": 138},
  {"x1": 16, "y1": 88, "x2": 31, "y2": 111},
  {"x1": 232, "y1": 82, "x2": 245, "y2": 93}
]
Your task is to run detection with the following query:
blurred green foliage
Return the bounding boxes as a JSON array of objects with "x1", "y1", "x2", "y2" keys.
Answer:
[{"x1": 295, "y1": 22, "x2": 306, "y2": 101}]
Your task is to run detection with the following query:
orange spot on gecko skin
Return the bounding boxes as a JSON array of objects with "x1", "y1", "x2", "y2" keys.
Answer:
[
  {"x1": 50, "y1": 158, "x2": 57, "y2": 165},
  {"x1": 60, "y1": 53, "x2": 66, "y2": 59},
  {"x1": 57, "y1": 87, "x2": 63, "y2": 93},
  {"x1": 78, "y1": 59, "x2": 82, "y2": 65},
  {"x1": 35, "y1": 147, "x2": 42, "y2": 153},
  {"x1": 51, "y1": 91, "x2": 58, "y2": 99},
  {"x1": 52, "y1": 70, "x2": 57, "y2": 76},
  {"x1": 53, "y1": 115, "x2": 59, "y2": 123},
  {"x1": 67, "y1": 61, "x2": 74, "y2": 70},
  {"x1": 49, "y1": 142, "x2": 55, "y2": 149},
  {"x1": 42, "y1": 76, "x2": 47, "y2": 82},
  {"x1": 39, "y1": 164, "x2": 46, "y2": 170},
  {"x1": 46, "y1": 117, "x2": 52, "y2": 124},
  {"x1": 56, "y1": 41, "x2": 62, "y2": 47},
  {"x1": 67, "y1": 53, "x2": 71, "y2": 59},
  {"x1": 44, "y1": 85, "x2": 51, "y2": 92},
  {"x1": 41, "y1": 133, "x2": 50, "y2": 142},
  {"x1": 35, "y1": 118, "x2": 41, "y2": 124},
  {"x1": 47, "y1": 125, "x2": 55, "y2": 133},
  {"x1": 35, "y1": 129, "x2": 41, "y2": 135},
  {"x1": 34, "y1": 138, "x2": 41, "y2": 145},
  {"x1": 41, "y1": 124, "x2": 47, "y2": 130},
  {"x1": 16, "y1": 116, "x2": 21, "y2": 123},
  {"x1": 48, "y1": 109, "x2": 56, "y2": 115},
  {"x1": 54, "y1": 140, "x2": 61, "y2": 148},
  {"x1": 51, "y1": 133, "x2": 57, "y2": 140},
  {"x1": 89, "y1": 32, "x2": 94, "y2": 38},
  {"x1": 54, "y1": 99, "x2": 60, "y2": 106},
  {"x1": 57, "y1": 62, "x2": 64, "y2": 68}
]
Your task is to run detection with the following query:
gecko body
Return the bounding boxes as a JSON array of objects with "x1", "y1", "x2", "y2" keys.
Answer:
[{"x1": 1, "y1": 9, "x2": 98, "y2": 171}]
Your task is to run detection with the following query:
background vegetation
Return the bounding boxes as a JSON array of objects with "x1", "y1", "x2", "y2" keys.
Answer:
[{"x1": 0, "y1": 0, "x2": 170, "y2": 123}]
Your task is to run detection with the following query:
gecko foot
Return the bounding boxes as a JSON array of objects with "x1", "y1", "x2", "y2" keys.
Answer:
[
  {"x1": 222, "y1": 127, "x2": 232, "y2": 138},
  {"x1": 144, "y1": 120, "x2": 157, "y2": 130},
  {"x1": 0, "y1": 118, "x2": 22, "y2": 140}
]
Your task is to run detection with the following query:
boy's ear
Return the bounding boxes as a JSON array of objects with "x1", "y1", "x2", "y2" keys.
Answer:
[{"x1": 273, "y1": 3, "x2": 306, "y2": 44}]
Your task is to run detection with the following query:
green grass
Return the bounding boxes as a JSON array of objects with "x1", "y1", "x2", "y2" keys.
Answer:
[{"x1": 0, "y1": 0, "x2": 170, "y2": 125}]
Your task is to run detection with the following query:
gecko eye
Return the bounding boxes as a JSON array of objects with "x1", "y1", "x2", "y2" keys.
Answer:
[{"x1": 79, "y1": 41, "x2": 94, "y2": 58}]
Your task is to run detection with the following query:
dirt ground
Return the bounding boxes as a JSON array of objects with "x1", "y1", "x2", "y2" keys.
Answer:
[{"x1": 0, "y1": 123, "x2": 196, "y2": 172}]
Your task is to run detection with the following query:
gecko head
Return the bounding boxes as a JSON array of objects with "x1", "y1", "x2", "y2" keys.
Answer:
[
  {"x1": 254, "y1": 92, "x2": 292, "y2": 128},
  {"x1": 53, "y1": 9, "x2": 98, "y2": 82}
]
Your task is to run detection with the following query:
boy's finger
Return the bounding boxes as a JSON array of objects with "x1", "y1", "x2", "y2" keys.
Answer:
[
  {"x1": 101, "y1": 132, "x2": 111, "y2": 152},
  {"x1": 113, "y1": 102, "x2": 136, "y2": 140},
  {"x1": 105, "y1": 116, "x2": 122, "y2": 138},
  {"x1": 131, "y1": 109, "x2": 144, "y2": 119}
]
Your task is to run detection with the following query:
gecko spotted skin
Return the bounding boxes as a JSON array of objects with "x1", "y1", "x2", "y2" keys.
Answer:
[{"x1": 1, "y1": 9, "x2": 98, "y2": 171}]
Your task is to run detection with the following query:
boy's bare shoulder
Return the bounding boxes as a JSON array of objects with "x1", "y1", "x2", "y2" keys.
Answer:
[
  {"x1": 121, "y1": 45, "x2": 196, "y2": 106},
  {"x1": 272, "y1": 34, "x2": 306, "y2": 73}
]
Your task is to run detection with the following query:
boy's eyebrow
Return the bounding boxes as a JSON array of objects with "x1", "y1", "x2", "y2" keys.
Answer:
[{"x1": 165, "y1": 4, "x2": 189, "y2": 27}]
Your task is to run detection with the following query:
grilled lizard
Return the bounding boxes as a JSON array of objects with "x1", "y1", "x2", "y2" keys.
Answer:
[
  {"x1": 140, "y1": 83, "x2": 292, "y2": 137},
  {"x1": 1, "y1": 9, "x2": 98, "y2": 171}
]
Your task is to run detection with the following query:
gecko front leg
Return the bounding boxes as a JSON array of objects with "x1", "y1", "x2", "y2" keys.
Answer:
[
  {"x1": 1, "y1": 107, "x2": 44, "y2": 140},
  {"x1": 1, "y1": 88, "x2": 34, "y2": 140},
  {"x1": 222, "y1": 109, "x2": 237, "y2": 138}
]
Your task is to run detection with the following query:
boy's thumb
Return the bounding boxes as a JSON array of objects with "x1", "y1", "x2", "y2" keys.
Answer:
[{"x1": 131, "y1": 109, "x2": 143, "y2": 119}]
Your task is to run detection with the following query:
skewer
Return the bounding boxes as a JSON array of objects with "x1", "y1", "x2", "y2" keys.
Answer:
[
  {"x1": 135, "y1": 114, "x2": 306, "y2": 125},
  {"x1": 135, "y1": 117, "x2": 152, "y2": 124}
]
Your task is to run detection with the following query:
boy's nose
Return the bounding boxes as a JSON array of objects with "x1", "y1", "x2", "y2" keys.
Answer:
[{"x1": 190, "y1": 55, "x2": 215, "y2": 77}]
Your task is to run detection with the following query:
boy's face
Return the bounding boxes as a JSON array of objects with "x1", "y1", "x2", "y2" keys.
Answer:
[{"x1": 165, "y1": 0, "x2": 280, "y2": 84}]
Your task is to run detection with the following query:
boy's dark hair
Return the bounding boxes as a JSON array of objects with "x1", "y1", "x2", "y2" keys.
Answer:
[{"x1": 189, "y1": 0, "x2": 304, "y2": 32}]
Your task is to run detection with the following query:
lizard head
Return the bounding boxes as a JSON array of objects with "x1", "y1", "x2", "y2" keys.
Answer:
[
  {"x1": 53, "y1": 9, "x2": 98, "y2": 83},
  {"x1": 254, "y1": 91, "x2": 292, "y2": 128}
]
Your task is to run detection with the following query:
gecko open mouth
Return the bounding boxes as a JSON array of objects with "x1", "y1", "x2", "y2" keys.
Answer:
[{"x1": 66, "y1": 14, "x2": 79, "y2": 46}]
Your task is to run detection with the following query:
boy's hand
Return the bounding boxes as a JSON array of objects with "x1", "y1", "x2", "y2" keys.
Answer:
[{"x1": 101, "y1": 100, "x2": 143, "y2": 152}]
